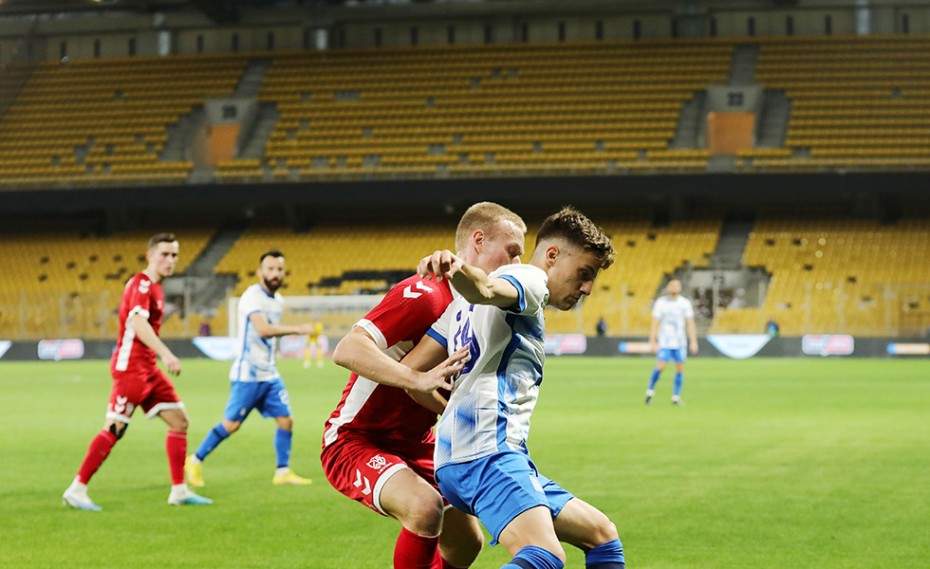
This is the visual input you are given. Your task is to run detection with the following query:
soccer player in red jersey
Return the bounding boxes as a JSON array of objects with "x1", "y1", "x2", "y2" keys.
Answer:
[
  {"x1": 62, "y1": 233, "x2": 211, "y2": 510},
  {"x1": 322, "y1": 203, "x2": 526, "y2": 569}
]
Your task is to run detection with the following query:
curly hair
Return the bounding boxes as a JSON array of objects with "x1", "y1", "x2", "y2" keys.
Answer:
[{"x1": 536, "y1": 206, "x2": 614, "y2": 269}]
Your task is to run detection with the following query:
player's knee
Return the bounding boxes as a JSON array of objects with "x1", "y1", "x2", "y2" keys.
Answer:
[
  {"x1": 222, "y1": 420, "x2": 241, "y2": 434},
  {"x1": 403, "y1": 491, "x2": 445, "y2": 535},
  {"x1": 590, "y1": 519, "x2": 619, "y2": 546},
  {"x1": 109, "y1": 422, "x2": 128, "y2": 440},
  {"x1": 278, "y1": 416, "x2": 293, "y2": 430},
  {"x1": 173, "y1": 416, "x2": 189, "y2": 432}
]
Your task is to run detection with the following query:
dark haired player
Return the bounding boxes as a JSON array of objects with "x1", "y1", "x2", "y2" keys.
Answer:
[
  {"x1": 186, "y1": 249, "x2": 314, "y2": 487},
  {"x1": 63, "y1": 233, "x2": 212, "y2": 510}
]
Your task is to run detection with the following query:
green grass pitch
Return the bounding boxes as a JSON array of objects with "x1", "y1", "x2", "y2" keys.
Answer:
[{"x1": 1, "y1": 356, "x2": 927, "y2": 568}]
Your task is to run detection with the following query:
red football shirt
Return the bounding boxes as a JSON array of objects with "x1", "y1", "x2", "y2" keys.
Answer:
[
  {"x1": 111, "y1": 271, "x2": 164, "y2": 374},
  {"x1": 323, "y1": 274, "x2": 453, "y2": 447}
]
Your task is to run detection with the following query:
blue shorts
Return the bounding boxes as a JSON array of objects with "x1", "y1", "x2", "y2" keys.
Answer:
[
  {"x1": 436, "y1": 451, "x2": 574, "y2": 545},
  {"x1": 657, "y1": 348, "x2": 686, "y2": 364},
  {"x1": 223, "y1": 378, "x2": 292, "y2": 422}
]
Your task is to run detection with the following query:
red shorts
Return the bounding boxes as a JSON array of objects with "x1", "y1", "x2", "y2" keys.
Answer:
[
  {"x1": 321, "y1": 434, "x2": 437, "y2": 516},
  {"x1": 107, "y1": 367, "x2": 182, "y2": 423}
]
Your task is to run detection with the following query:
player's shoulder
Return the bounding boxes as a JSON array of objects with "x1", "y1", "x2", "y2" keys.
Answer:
[
  {"x1": 386, "y1": 273, "x2": 451, "y2": 302},
  {"x1": 491, "y1": 264, "x2": 548, "y2": 289},
  {"x1": 125, "y1": 271, "x2": 153, "y2": 291},
  {"x1": 243, "y1": 283, "x2": 276, "y2": 300}
]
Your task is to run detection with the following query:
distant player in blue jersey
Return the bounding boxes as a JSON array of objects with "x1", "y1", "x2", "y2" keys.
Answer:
[
  {"x1": 413, "y1": 207, "x2": 624, "y2": 569},
  {"x1": 186, "y1": 249, "x2": 314, "y2": 487},
  {"x1": 645, "y1": 278, "x2": 698, "y2": 406}
]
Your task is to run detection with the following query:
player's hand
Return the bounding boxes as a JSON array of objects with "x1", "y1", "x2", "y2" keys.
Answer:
[
  {"x1": 410, "y1": 347, "x2": 470, "y2": 394},
  {"x1": 296, "y1": 323, "x2": 314, "y2": 335},
  {"x1": 649, "y1": 341, "x2": 658, "y2": 354},
  {"x1": 418, "y1": 250, "x2": 463, "y2": 282},
  {"x1": 163, "y1": 353, "x2": 182, "y2": 376},
  {"x1": 690, "y1": 343, "x2": 698, "y2": 355}
]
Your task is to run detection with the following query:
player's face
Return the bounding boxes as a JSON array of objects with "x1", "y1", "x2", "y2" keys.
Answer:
[
  {"x1": 259, "y1": 256, "x2": 286, "y2": 293},
  {"x1": 546, "y1": 247, "x2": 600, "y2": 311},
  {"x1": 667, "y1": 279, "x2": 682, "y2": 297},
  {"x1": 472, "y1": 220, "x2": 525, "y2": 274},
  {"x1": 147, "y1": 241, "x2": 179, "y2": 279}
]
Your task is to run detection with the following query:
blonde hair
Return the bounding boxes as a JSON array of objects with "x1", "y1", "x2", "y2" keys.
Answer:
[{"x1": 455, "y1": 202, "x2": 526, "y2": 252}]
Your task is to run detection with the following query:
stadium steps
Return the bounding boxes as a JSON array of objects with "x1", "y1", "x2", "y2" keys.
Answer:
[
  {"x1": 756, "y1": 90, "x2": 791, "y2": 147},
  {"x1": 187, "y1": 224, "x2": 247, "y2": 277},
  {"x1": 238, "y1": 102, "x2": 279, "y2": 161},
  {"x1": 709, "y1": 218, "x2": 754, "y2": 270},
  {"x1": 728, "y1": 44, "x2": 759, "y2": 86},
  {"x1": 669, "y1": 91, "x2": 706, "y2": 149},
  {"x1": 178, "y1": 224, "x2": 247, "y2": 314},
  {"x1": 0, "y1": 63, "x2": 35, "y2": 122},
  {"x1": 160, "y1": 105, "x2": 206, "y2": 162},
  {"x1": 233, "y1": 58, "x2": 273, "y2": 98}
]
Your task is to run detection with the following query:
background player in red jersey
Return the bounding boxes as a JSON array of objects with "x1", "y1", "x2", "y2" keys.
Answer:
[
  {"x1": 322, "y1": 202, "x2": 526, "y2": 569},
  {"x1": 62, "y1": 233, "x2": 212, "y2": 511}
]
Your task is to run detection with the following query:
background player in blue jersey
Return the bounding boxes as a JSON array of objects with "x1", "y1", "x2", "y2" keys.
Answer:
[
  {"x1": 186, "y1": 250, "x2": 314, "y2": 487},
  {"x1": 413, "y1": 207, "x2": 624, "y2": 569},
  {"x1": 645, "y1": 278, "x2": 698, "y2": 406}
]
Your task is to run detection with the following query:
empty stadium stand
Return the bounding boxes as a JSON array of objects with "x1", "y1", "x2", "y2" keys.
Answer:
[
  {"x1": 745, "y1": 35, "x2": 930, "y2": 172},
  {"x1": 712, "y1": 215, "x2": 930, "y2": 336},
  {"x1": 3, "y1": 35, "x2": 930, "y2": 185},
  {"x1": 0, "y1": 54, "x2": 247, "y2": 187},
  {"x1": 0, "y1": 228, "x2": 213, "y2": 339}
]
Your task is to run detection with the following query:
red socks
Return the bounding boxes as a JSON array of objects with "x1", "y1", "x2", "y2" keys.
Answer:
[
  {"x1": 76, "y1": 430, "x2": 118, "y2": 484},
  {"x1": 394, "y1": 527, "x2": 440, "y2": 569},
  {"x1": 166, "y1": 430, "x2": 187, "y2": 485}
]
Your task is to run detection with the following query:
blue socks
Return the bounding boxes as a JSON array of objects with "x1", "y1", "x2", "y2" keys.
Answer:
[
  {"x1": 648, "y1": 368, "x2": 661, "y2": 390},
  {"x1": 275, "y1": 428, "x2": 292, "y2": 468},
  {"x1": 195, "y1": 423, "x2": 230, "y2": 461},
  {"x1": 195, "y1": 424, "x2": 293, "y2": 469},
  {"x1": 586, "y1": 538, "x2": 625, "y2": 568},
  {"x1": 503, "y1": 546, "x2": 564, "y2": 569},
  {"x1": 673, "y1": 372, "x2": 683, "y2": 396}
]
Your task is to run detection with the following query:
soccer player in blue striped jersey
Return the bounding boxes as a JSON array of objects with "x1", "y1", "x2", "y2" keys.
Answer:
[
  {"x1": 411, "y1": 207, "x2": 624, "y2": 569},
  {"x1": 186, "y1": 249, "x2": 314, "y2": 487},
  {"x1": 645, "y1": 279, "x2": 698, "y2": 406}
]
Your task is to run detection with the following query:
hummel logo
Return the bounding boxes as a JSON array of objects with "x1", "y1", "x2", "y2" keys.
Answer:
[{"x1": 403, "y1": 282, "x2": 434, "y2": 299}]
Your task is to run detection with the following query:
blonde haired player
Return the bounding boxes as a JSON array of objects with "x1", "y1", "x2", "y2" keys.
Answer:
[{"x1": 323, "y1": 202, "x2": 527, "y2": 569}]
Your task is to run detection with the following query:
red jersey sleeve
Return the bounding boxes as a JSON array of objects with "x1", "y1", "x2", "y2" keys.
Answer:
[{"x1": 357, "y1": 276, "x2": 452, "y2": 349}]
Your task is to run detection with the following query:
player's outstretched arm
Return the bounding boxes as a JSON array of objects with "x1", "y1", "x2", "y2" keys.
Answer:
[
  {"x1": 249, "y1": 312, "x2": 313, "y2": 338},
  {"x1": 332, "y1": 327, "x2": 466, "y2": 394},
  {"x1": 130, "y1": 313, "x2": 181, "y2": 375},
  {"x1": 418, "y1": 250, "x2": 519, "y2": 308}
]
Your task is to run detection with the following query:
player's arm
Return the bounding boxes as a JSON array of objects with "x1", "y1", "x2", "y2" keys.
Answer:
[
  {"x1": 686, "y1": 317, "x2": 699, "y2": 355},
  {"x1": 130, "y1": 313, "x2": 181, "y2": 375},
  {"x1": 418, "y1": 250, "x2": 518, "y2": 308},
  {"x1": 648, "y1": 318, "x2": 659, "y2": 353},
  {"x1": 398, "y1": 334, "x2": 461, "y2": 414},
  {"x1": 332, "y1": 327, "x2": 467, "y2": 394},
  {"x1": 249, "y1": 312, "x2": 313, "y2": 338}
]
